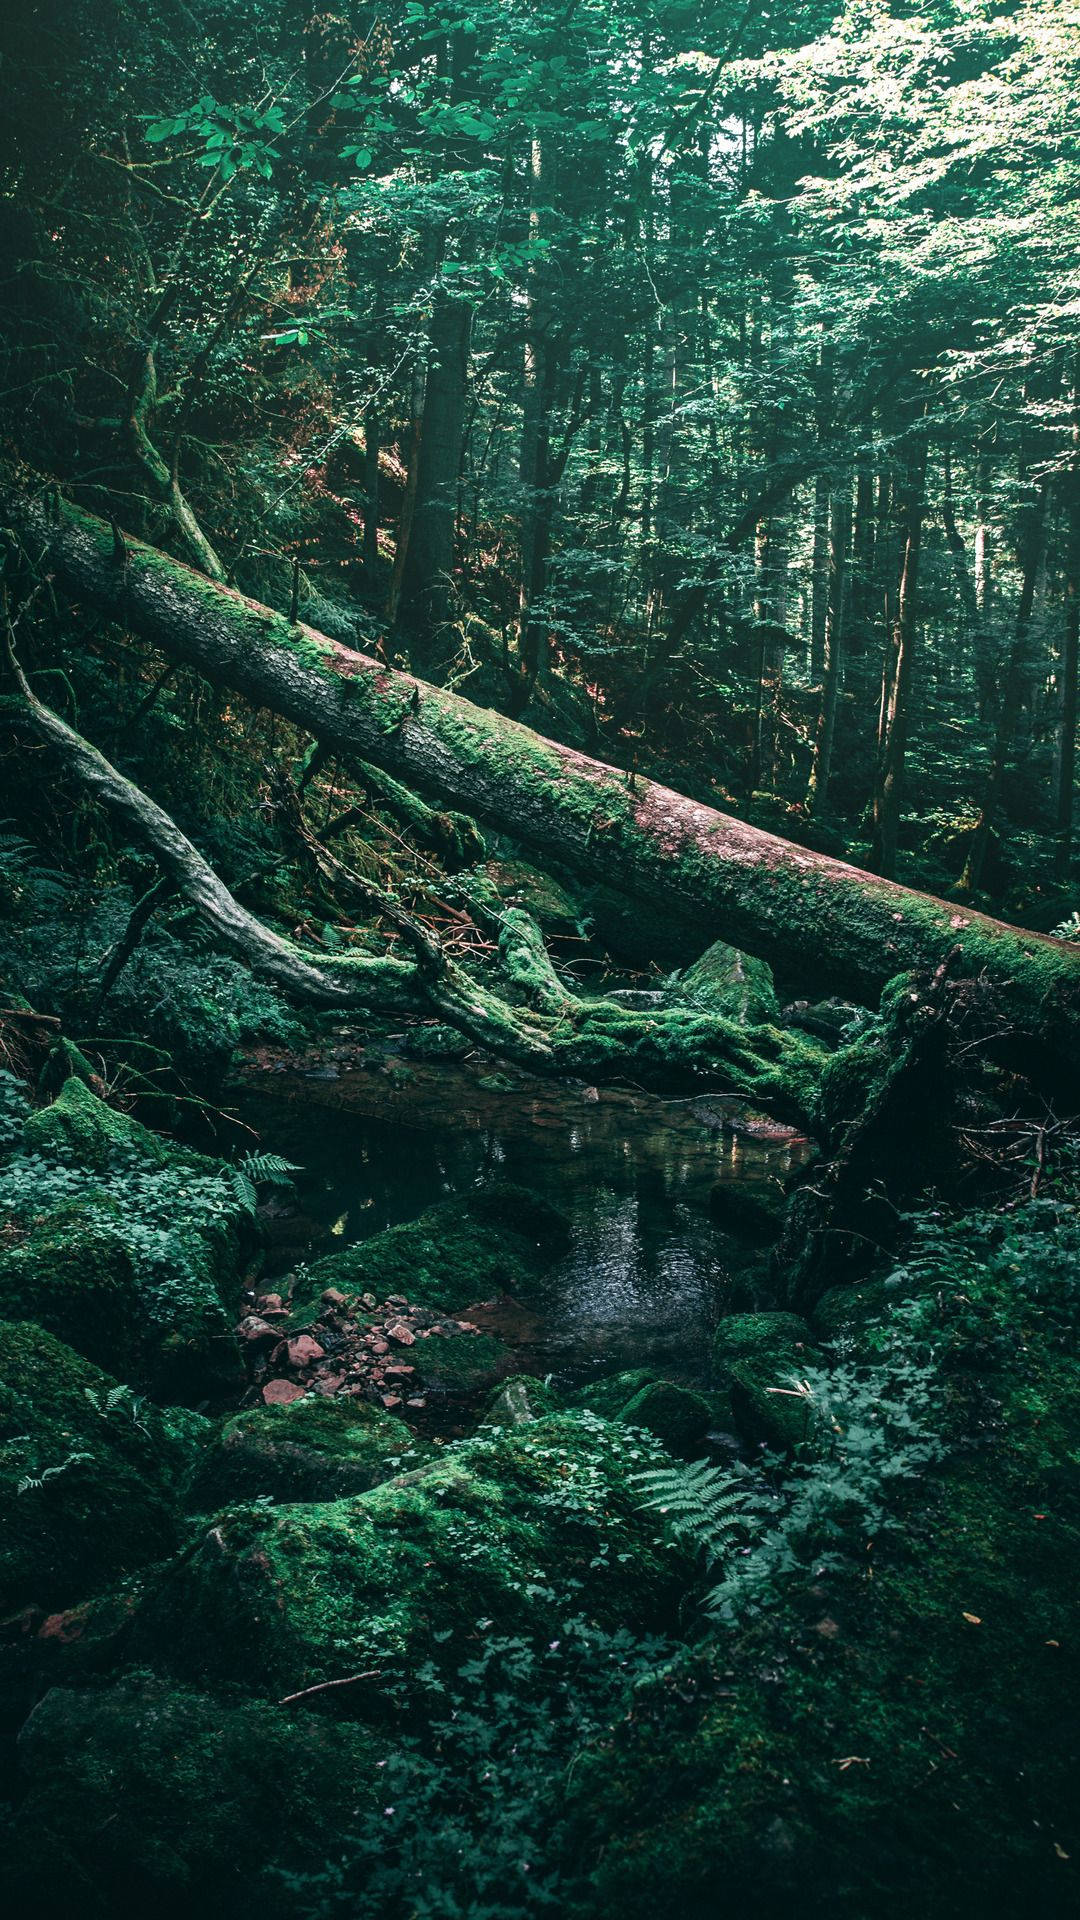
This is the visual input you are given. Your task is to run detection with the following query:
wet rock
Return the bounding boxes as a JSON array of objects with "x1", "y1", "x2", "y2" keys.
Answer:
[
  {"x1": 0, "y1": 1321, "x2": 201, "y2": 1613},
  {"x1": 482, "y1": 1374, "x2": 562, "y2": 1428},
  {"x1": 712, "y1": 1311, "x2": 819, "y2": 1452},
  {"x1": 286, "y1": 1333, "x2": 325, "y2": 1367},
  {"x1": 187, "y1": 1394, "x2": 422, "y2": 1506},
  {"x1": 262, "y1": 1378, "x2": 305, "y2": 1406},
  {"x1": 8, "y1": 1676, "x2": 386, "y2": 1915},
  {"x1": 709, "y1": 1178, "x2": 789, "y2": 1246},
  {"x1": 236, "y1": 1314, "x2": 279, "y2": 1349}
]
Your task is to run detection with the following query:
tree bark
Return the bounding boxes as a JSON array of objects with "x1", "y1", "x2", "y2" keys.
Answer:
[
  {"x1": 869, "y1": 439, "x2": 927, "y2": 878},
  {"x1": 960, "y1": 478, "x2": 1048, "y2": 897},
  {"x1": 8, "y1": 492, "x2": 1080, "y2": 1064},
  {"x1": 806, "y1": 480, "x2": 850, "y2": 815}
]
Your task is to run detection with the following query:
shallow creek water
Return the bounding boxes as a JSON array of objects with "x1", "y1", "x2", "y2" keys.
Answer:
[{"x1": 231, "y1": 1041, "x2": 816, "y2": 1391}]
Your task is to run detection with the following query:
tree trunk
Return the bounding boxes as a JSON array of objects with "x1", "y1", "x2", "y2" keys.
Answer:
[
  {"x1": 395, "y1": 287, "x2": 471, "y2": 652},
  {"x1": 806, "y1": 480, "x2": 850, "y2": 815},
  {"x1": 869, "y1": 439, "x2": 927, "y2": 878},
  {"x1": 1055, "y1": 381, "x2": 1080, "y2": 880},
  {"x1": 9, "y1": 492, "x2": 1080, "y2": 1064},
  {"x1": 960, "y1": 478, "x2": 1048, "y2": 896}
]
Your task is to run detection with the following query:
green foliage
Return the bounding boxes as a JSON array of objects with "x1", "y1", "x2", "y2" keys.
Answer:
[
  {"x1": 227, "y1": 1149, "x2": 301, "y2": 1217},
  {"x1": 634, "y1": 1458, "x2": 772, "y2": 1569}
]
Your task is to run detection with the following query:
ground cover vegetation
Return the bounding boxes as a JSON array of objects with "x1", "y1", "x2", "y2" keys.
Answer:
[{"x1": 0, "y1": 0, "x2": 1077, "y2": 1913}]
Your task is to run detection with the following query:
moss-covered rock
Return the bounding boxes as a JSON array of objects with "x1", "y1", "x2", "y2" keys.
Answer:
[
  {"x1": 573, "y1": 1369, "x2": 659, "y2": 1422},
  {"x1": 185, "y1": 1394, "x2": 426, "y2": 1508},
  {"x1": 7, "y1": 1079, "x2": 247, "y2": 1398},
  {"x1": 485, "y1": 858, "x2": 586, "y2": 937},
  {"x1": 712, "y1": 1311, "x2": 818, "y2": 1451},
  {"x1": 21, "y1": 1077, "x2": 173, "y2": 1171},
  {"x1": 8, "y1": 1674, "x2": 386, "y2": 1918},
  {"x1": 618, "y1": 1379, "x2": 712, "y2": 1455},
  {"x1": 0, "y1": 1322, "x2": 198, "y2": 1613},
  {"x1": 573, "y1": 1371, "x2": 712, "y2": 1456},
  {"x1": 407, "y1": 1328, "x2": 510, "y2": 1395},
  {"x1": 298, "y1": 1183, "x2": 570, "y2": 1315},
  {"x1": 136, "y1": 1413, "x2": 682, "y2": 1704},
  {"x1": 0, "y1": 1203, "x2": 142, "y2": 1375},
  {"x1": 669, "y1": 940, "x2": 780, "y2": 1027},
  {"x1": 708, "y1": 1177, "x2": 789, "y2": 1245},
  {"x1": 482, "y1": 1373, "x2": 562, "y2": 1427}
]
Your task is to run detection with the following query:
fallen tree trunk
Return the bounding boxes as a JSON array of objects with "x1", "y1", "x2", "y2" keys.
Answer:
[
  {"x1": 8, "y1": 491, "x2": 1080, "y2": 1068},
  {"x1": 8, "y1": 637, "x2": 826, "y2": 1116}
]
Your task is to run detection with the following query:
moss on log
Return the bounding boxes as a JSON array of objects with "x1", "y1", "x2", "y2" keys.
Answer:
[{"x1": 7, "y1": 493, "x2": 1080, "y2": 1069}]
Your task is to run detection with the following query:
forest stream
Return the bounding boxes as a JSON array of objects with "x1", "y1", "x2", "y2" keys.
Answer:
[{"x1": 232, "y1": 1044, "x2": 816, "y2": 1400}]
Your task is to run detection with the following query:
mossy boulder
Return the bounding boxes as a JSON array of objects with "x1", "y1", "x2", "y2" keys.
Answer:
[
  {"x1": 0, "y1": 1203, "x2": 142, "y2": 1375},
  {"x1": 298, "y1": 1183, "x2": 570, "y2": 1314},
  {"x1": 0, "y1": 1322, "x2": 198, "y2": 1613},
  {"x1": 712, "y1": 1311, "x2": 818, "y2": 1451},
  {"x1": 484, "y1": 858, "x2": 585, "y2": 937},
  {"x1": 137, "y1": 1413, "x2": 683, "y2": 1704},
  {"x1": 709, "y1": 1177, "x2": 789, "y2": 1246},
  {"x1": 9, "y1": 1079, "x2": 247, "y2": 1398},
  {"x1": 668, "y1": 940, "x2": 780, "y2": 1027},
  {"x1": 186, "y1": 1394, "x2": 426, "y2": 1508},
  {"x1": 8, "y1": 1675, "x2": 386, "y2": 1918},
  {"x1": 407, "y1": 1329, "x2": 510, "y2": 1395},
  {"x1": 619, "y1": 1380, "x2": 712, "y2": 1455},
  {"x1": 482, "y1": 1373, "x2": 562, "y2": 1427},
  {"x1": 573, "y1": 1369, "x2": 659, "y2": 1422},
  {"x1": 21, "y1": 1077, "x2": 173, "y2": 1171},
  {"x1": 573, "y1": 1371, "x2": 712, "y2": 1456}
]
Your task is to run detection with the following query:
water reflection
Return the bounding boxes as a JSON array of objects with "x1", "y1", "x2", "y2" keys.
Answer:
[{"x1": 232, "y1": 1049, "x2": 814, "y2": 1385}]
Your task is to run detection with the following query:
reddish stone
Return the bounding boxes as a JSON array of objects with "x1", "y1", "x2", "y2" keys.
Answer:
[
  {"x1": 380, "y1": 1393, "x2": 403, "y2": 1409},
  {"x1": 321, "y1": 1287, "x2": 349, "y2": 1309},
  {"x1": 236, "y1": 1315, "x2": 278, "y2": 1347},
  {"x1": 385, "y1": 1321, "x2": 415, "y2": 1347},
  {"x1": 262, "y1": 1378, "x2": 305, "y2": 1406},
  {"x1": 287, "y1": 1334, "x2": 325, "y2": 1367}
]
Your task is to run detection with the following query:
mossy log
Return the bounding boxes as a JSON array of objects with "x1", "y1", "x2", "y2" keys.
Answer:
[
  {"x1": 8, "y1": 493, "x2": 1080, "y2": 1068},
  {"x1": 9, "y1": 642, "x2": 826, "y2": 1114}
]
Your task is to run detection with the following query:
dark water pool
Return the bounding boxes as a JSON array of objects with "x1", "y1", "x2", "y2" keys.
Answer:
[{"x1": 231, "y1": 1043, "x2": 815, "y2": 1388}]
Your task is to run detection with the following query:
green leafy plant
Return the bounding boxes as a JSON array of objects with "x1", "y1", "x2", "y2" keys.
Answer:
[{"x1": 227, "y1": 1150, "x2": 301, "y2": 1217}]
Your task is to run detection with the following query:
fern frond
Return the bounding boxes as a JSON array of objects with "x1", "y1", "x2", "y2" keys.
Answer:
[
  {"x1": 634, "y1": 1459, "x2": 770, "y2": 1569},
  {"x1": 237, "y1": 1151, "x2": 302, "y2": 1186}
]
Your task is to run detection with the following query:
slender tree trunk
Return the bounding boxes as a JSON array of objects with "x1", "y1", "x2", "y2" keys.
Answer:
[
  {"x1": 806, "y1": 479, "x2": 851, "y2": 815},
  {"x1": 869, "y1": 439, "x2": 927, "y2": 878},
  {"x1": 1055, "y1": 382, "x2": 1080, "y2": 879},
  {"x1": 362, "y1": 407, "x2": 380, "y2": 576},
  {"x1": 960, "y1": 478, "x2": 1048, "y2": 897}
]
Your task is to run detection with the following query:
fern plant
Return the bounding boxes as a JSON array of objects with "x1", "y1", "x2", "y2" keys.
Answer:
[
  {"x1": 227, "y1": 1149, "x2": 301, "y2": 1216},
  {"x1": 634, "y1": 1459, "x2": 773, "y2": 1571},
  {"x1": 17, "y1": 1449, "x2": 94, "y2": 1496}
]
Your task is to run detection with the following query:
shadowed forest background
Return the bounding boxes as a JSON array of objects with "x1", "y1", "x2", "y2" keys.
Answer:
[{"x1": 0, "y1": 3, "x2": 1078, "y2": 1917}]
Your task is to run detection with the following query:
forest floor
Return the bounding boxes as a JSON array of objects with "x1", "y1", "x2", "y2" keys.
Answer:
[{"x1": 0, "y1": 836, "x2": 1078, "y2": 1918}]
